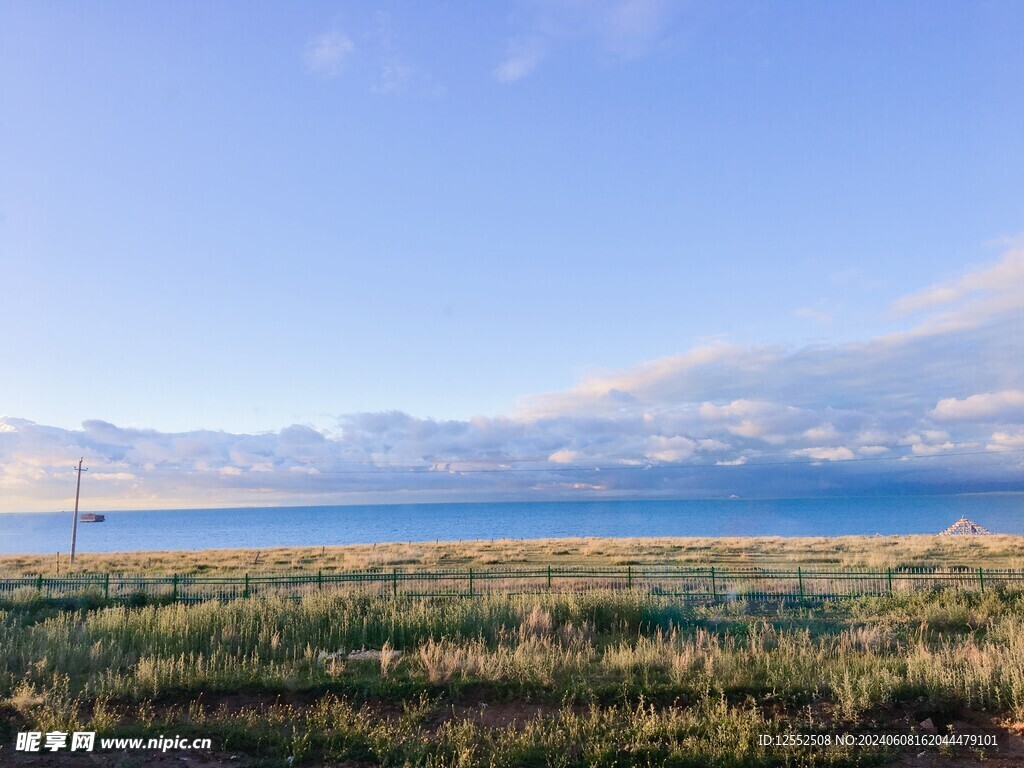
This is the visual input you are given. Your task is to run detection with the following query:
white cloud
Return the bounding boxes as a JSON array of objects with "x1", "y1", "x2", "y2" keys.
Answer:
[
  {"x1": 793, "y1": 446, "x2": 855, "y2": 462},
  {"x1": 374, "y1": 61, "x2": 413, "y2": 93},
  {"x1": 910, "y1": 441, "x2": 957, "y2": 456},
  {"x1": 697, "y1": 399, "x2": 775, "y2": 420},
  {"x1": 303, "y1": 15, "x2": 442, "y2": 96},
  {"x1": 696, "y1": 438, "x2": 729, "y2": 451},
  {"x1": 715, "y1": 456, "x2": 747, "y2": 466},
  {"x1": 495, "y1": 37, "x2": 547, "y2": 82},
  {"x1": 888, "y1": 247, "x2": 1024, "y2": 335},
  {"x1": 894, "y1": 247, "x2": 1024, "y2": 313},
  {"x1": 368, "y1": 12, "x2": 443, "y2": 96},
  {"x1": 600, "y1": 0, "x2": 673, "y2": 57},
  {"x1": 645, "y1": 435, "x2": 696, "y2": 462},
  {"x1": 548, "y1": 449, "x2": 580, "y2": 463},
  {"x1": 987, "y1": 431, "x2": 1024, "y2": 451},
  {"x1": 804, "y1": 423, "x2": 840, "y2": 442},
  {"x1": 856, "y1": 445, "x2": 890, "y2": 456},
  {"x1": 695, "y1": 400, "x2": 821, "y2": 446},
  {"x1": 856, "y1": 429, "x2": 894, "y2": 444},
  {"x1": 304, "y1": 31, "x2": 355, "y2": 78},
  {"x1": 932, "y1": 390, "x2": 1024, "y2": 421},
  {"x1": 495, "y1": 0, "x2": 678, "y2": 82}
]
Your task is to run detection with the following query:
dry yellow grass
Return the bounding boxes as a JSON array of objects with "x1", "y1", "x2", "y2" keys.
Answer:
[{"x1": 2, "y1": 534, "x2": 1023, "y2": 576}]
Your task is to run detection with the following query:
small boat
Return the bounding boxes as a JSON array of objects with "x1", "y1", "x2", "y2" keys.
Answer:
[{"x1": 79, "y1": 513, "x2": 105, "y2": 523}]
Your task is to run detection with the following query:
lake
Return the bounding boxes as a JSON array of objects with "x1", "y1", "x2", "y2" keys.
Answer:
[{"x1": 1, "y1": 495, "x2": 1022, "y2": 554}]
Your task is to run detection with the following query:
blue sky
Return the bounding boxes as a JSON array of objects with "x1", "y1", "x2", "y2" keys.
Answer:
[{"x1": 2, "y1": 1, "x2": 1023, "y2": 511}]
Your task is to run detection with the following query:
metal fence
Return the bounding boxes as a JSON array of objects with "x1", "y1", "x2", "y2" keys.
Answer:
[{"x1": 0, "y1": 565, "x2": 1018, "y2": 603}]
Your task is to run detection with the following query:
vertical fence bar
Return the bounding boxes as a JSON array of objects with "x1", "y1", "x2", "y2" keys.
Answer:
[
  {"x1": 979, "y1": 567, "x2": 985, "y2": 593},
  {"x1": 104, "y1": 573, "x2": 110, "y2": 600},
  {"x1": 243, "y1": 573, "x2": 249, "y2": 599},
  {"x1": 547, "y1": 565, "x2": 552, "y2": 590},
  {"x1": 468, "y1": 567, "x2": 474, "y2": 597},
  {"x1": 887, "y1": 567, "x2": 893, "y2": 596},
  {"x1": 171, "y1": 573, "x2": 178, "y2": 602},
  {"x1": 36, "y1": 574, "x2": 43, "y2": 593},
  {"x1": 710, "y1": 566, "x2": 717, "y2": 600},
  {"x1": 392, "y1": 568, "x2": 398, "y2": 598},
  {"x1": 318, "y1": 570, "x2": 323, "y2": 592},
  {"x1": 627, "y1": 565, "x2": 632, "y2": 590},
  {"x1": 797, "y1": 567, "x2": 804, "y2": 601}
]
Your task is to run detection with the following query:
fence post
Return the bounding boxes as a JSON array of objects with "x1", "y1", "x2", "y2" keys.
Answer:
[
  {"x1": 468, "y1": 567, "x2": 474, "y2": 597},
  {"x1": 318, "y1": 570, "x2": 323, "y2": 592},
  {"x1": 979, "y1": 567, "x2": 985, "y2": 593},
  {"x1": 104, "y1": 573, "x2": 110, "y2": 600},
  {"x1": 392, "y1": 568, "x2": 398, "y2": 598},
  {"x1": 243, "y1": 573, "x2": 249, "y2": 599},
  {"x1": 887, "y1": 567, "x2": 893, "y2": 596},
  {"x1": 37, "y1": 574, "x2": 43, "y2": 593},
  {"x1": 710, "y1": 566, "x2": 717, "y2": 600},
  {"x1": 627, "y1": 565, "x2": 632, "y2": 590},
  {"x1": 172, "y1": 573, "x2": 179, "y2": 602},
  {"x1": 547, "y1": 565, "x2": 552, "y2": 590},
  {"x1": 797, "y1": 567, "x2": 804, "y2": 602}
]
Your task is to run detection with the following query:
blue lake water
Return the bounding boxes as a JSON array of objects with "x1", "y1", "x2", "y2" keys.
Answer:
[{"x1": 2, "y1": 496, "x2": 1023, "y2": 555}]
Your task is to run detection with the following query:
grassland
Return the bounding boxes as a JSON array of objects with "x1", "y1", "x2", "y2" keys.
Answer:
[
  {"x1": 4, "y1": 588, "x2": 1024, "y2": 766},
  {"x1": 4, "y1": 537, "x2": 1024, "y2": 767},
  {"x1": 3, "y1": 534, "x2": 1024, "y2": 576}
]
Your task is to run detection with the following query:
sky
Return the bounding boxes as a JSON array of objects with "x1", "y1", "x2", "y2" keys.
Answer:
[{"x1": 1, "y1": 1, "x2": 1023, "y2": 511}]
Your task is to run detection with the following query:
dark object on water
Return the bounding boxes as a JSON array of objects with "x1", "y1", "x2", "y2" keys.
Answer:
[
  {"x1": 79, "y1": 513, "x2": 105, "y2": 523},
  {"x1": 938, "y1": 517, "x2": 991, "y2": 536}
]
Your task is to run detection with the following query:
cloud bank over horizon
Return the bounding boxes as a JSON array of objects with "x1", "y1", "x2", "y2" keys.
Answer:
[{"x1": 3, "y1": 246, "x2": 1023, "y2": 512}]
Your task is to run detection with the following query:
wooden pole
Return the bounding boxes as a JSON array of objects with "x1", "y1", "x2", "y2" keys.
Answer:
[{"x1": 69, "y1": 458, "x2": 86, "y2": 564}]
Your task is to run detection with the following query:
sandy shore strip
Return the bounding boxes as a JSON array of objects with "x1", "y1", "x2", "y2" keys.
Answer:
[{"x1": 2, "y1": 534, "x2": 1022, "y2": 576}]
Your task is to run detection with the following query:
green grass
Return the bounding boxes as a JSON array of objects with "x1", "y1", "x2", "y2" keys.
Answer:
[{"x1": 3, "y1": 587, "x2": 1024, "y2": 765}]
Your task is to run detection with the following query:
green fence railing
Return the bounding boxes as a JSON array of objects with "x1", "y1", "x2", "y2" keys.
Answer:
[{"x1": 0, "y1": 565, "x2": 1017, "y2": 604}]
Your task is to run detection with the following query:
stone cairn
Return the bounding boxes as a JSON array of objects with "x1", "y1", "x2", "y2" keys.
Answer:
[{"x1": 938, "y1": 517, "x2": 993, "y2": 536}]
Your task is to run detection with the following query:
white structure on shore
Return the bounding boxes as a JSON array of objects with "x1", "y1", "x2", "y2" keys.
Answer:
[{"x1": 938, "y1": 517, "x2": 992, "y2": 536}]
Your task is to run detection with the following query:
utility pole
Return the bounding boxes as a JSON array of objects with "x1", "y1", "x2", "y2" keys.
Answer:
[{"x1": 69, "y1": 458, "x2": 88, "y2": 564}]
